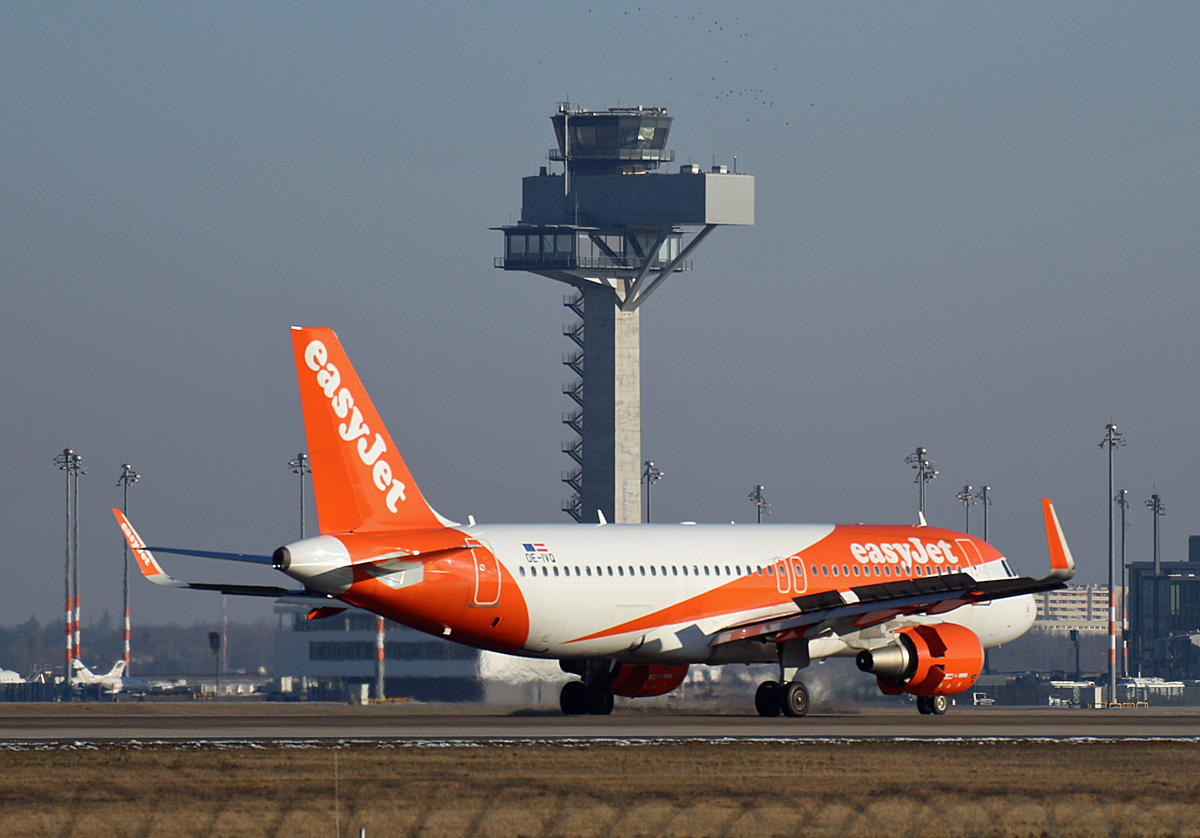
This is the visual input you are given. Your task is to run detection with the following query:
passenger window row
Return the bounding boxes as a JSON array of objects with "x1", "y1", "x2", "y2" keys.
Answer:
[{"x1": 516, "y1": 559, "x2": 962, "y2": 581}]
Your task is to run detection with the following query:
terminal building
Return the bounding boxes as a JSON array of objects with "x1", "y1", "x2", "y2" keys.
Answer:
[
  {"x1": 1031, "y1": 585, "x2": 1114, "y2": 634},
  {"x1": 1126, "y1": 547, "x2": 1200, "y2": 680},
  {"x1": 273, "y1": 607, "x2": 483, "y2": 702},
  {"x1": 273, "y1": 606, "x2": 573, "y2": 705}
]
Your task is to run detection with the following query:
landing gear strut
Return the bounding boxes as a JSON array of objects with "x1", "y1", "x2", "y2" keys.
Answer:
[
  {"x1": 754, "y1": 679, "x2": 809, "y2": 717},
  {"x1": 758, "y1": 639, "x2": 812, "y2": 718}
]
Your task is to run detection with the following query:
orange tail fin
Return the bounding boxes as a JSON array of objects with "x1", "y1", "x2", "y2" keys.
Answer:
[{"x1": 291, "y1": 327, "x2": 446, "y2": 533}]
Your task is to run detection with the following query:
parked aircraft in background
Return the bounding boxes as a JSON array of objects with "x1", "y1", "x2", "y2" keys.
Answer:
[
  {"x1": 71, "y1": 659, "x2": 151, "y2": 695},
  {"x1": 115, "y1": 327, "x2": 1075, "y2": 717},
  {"x1": 0, "y1": 667, "x2": 24, "y2": 684}
]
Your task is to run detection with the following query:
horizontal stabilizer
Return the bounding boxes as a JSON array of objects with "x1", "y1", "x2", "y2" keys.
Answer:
[
  {"x1": 112, "y1": 509, "x2": 319, "y2": 600},
  {"x1": 146, "y1": 547, "x2": 274, "y2": 565}
]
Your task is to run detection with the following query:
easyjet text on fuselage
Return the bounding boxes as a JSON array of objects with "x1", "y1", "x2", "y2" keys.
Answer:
[{"x1": 849, "y1": 538, "x2": 962, "y2": 567}]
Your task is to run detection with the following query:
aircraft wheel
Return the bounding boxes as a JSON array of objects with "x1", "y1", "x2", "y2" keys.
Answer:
[
  {"x1": 916, "y1": 696, "x2": 933, "y2": 715},
  {"x1": 586, "y1": 685, "x2": 614, "y2": 716},
  {"x1": 780, "y1": 681, "x2": 810, "y2": 718},
  {"x1": 560, "y1": 680, "x2": 588, "y2": 715},
  {"x1": 755, "y1": 680, "x2": 781, "y2": 717},
  {"x1": 930, "y1": 694, "x2": 949, "y2": 715}
]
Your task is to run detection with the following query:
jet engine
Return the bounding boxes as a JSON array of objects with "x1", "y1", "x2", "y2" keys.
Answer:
[
  {"x1": 856, "y1": 623, "x2": 983, "y2": 697},
  {"x1": 609, "y1": 663, "x2": 689, "y2": 698}
]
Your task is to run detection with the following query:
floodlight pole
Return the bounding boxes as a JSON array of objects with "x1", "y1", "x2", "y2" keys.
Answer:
[
  {"x1": 974, "y1": 485, "x2": 992, "y2": 541},
  {"x1": 641, "y1": 461, "x2": 664, "y2": 523},
  {"x1": 375, "y1": 616, "x2": 386, "y2": 701},
  {"x1": 905, "y1": 447, "x2": 937, "y2": 520},
  {"x1": 956, "y1": 485, "x2": 974, "y2": 533},
  {"x1": 1114, "y1": 489, "x2": 1131, "y2": 677},
  {"x1": 54, "y1": 449, "x2": 86, "y2": 688},
  {"x1": 54, "y1": 449, "x2": 75, "y2": 687},
  {"x1": 1099, "y1": 423, "x2": 1126, "y2": 704},
  {"x1": 288, "y1": 453, "x2": 311, "y2": 538},
  {"x1": 749, "y1": 485, "x2": 769, "y2": 524},
  {"x1": 1145, "y1": 491, "x2": 1166, "y2": 672},
  {"x1": 116, "y1": 464, "x2": 140, "y2": 671},
  {"x1": 70, "y1": 452, "x2": 84, "y2": 672},
  {"x1": 221, "y1": 595, "x2": 228, "y2": 684}
]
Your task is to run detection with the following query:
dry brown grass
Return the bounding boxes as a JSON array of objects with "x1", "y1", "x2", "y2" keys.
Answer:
[{"x1": 1, "y1": 740, "x2": 1199, "y2": 837}]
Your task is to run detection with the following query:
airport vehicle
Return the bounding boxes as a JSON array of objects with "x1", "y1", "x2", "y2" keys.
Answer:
[
  {"x1": 114, "y1": 326, "x2": 1075, "y2": 717},
  {"x1": 71, "y1": 659, "x2": 151, "y2": 695}
]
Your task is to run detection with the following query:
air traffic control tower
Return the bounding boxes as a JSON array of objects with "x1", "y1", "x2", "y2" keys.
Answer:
[{"x1": 496, "y1": 104, "x2": 753, "y2": 523}]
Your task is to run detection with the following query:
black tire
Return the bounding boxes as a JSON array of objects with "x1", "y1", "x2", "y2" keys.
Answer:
[
  {"x1": 930, "y1": 694, "x2": 949, "y2": 715},
  {"x1": 586, "y1": 685, "x2": 614, "y2": 716},
  {"x1": 780, "y1": 681, "x2": 810, "y2": 718},
  {"x1": 916, "y1": 696, "x2": 933, "y2": 715},
  {"x1": 755, "y1": 680, "x2": 781, "y2": 717},
  {"x1": 560, "y1": 680, "x2": 588, "y2": 715}
]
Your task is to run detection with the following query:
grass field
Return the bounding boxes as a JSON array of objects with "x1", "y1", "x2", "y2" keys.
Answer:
[{"x1": 2, "y1": 739, "x2": 1199, "y2": 837}]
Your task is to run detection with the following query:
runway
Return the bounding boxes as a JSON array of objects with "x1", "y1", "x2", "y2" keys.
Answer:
[{"x1": 3, "y1": 704, "x2": 1200, "y2": 743}]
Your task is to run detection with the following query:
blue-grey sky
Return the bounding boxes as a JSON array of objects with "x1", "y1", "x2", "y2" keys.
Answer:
[{"x1": 3, "y1": 3, "x2": 1198, "y2": 631}]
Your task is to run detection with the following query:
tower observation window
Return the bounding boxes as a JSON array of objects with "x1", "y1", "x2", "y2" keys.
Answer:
[{"x1": 570, "y1": 126, "x2": 597, "y2": 147}]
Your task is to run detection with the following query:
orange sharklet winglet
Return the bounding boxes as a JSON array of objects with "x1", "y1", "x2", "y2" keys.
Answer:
[
  {"x1": 112, "y1": 508, "x2": 186, "y2": 588},
  {"x1": 1042, "y1": 498, "x2": 1075, "y2": 581}
]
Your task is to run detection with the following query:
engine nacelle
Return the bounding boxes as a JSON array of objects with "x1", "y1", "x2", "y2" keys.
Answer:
[
  {"x1": 609, "y1": 663, "x2": 689, "y2": 698},
  {"x1": 856, "y1": 623, "x2": 983, "y2": 697}
]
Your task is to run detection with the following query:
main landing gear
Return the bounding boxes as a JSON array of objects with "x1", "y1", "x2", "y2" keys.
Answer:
[
  {"x1": 559, "y1": 679, "x2": 614, "y2": 715},
  {"x1": 916, "y1": 695, "x2": 949, "y2": 715},
  {"x1": 755, "y1": 680, "x2": 810, "y2": 717},
  {"x1": 759, "y1": 640, "x2": 812, "y2": 717}
]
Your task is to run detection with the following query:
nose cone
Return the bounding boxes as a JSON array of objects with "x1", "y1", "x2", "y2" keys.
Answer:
[{"x1": 273, "y1": 535, "x2": 352, "y2": 593}]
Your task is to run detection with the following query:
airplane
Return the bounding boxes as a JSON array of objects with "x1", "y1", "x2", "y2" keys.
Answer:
[
  {"x1": 114, "y1": 326, "x2": 1075, "y2": 717},
  {"x1": 71, "y1": 659, "x2": 152, "y2": 695},
  {"x1": 0, "y1": 667, "x2": 24, "y2": 684}
]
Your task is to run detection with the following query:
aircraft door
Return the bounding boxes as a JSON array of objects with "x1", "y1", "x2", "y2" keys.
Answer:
[
  {"x1": 789, "y1": 555, "x2": 808, "y2": 595},
  {"x1": 468, "y1": 538, "x2": 501, "y2": 607},
  {"x1": 773, "y1": 558, "x2": 792, "y2": 595}
]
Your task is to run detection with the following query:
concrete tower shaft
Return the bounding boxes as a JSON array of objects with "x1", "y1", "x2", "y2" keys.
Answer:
[{"x1": 496, "y1": 104, "x2": 753, "y2": 523}]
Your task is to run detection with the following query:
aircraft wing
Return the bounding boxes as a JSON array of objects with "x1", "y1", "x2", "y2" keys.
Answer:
[
  {"x1": 712, "y1": 498, "x2": 1074, "y2": 647},
  {"x1": 112, "y1": 509, "x2": 331, "y2": 601}
]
